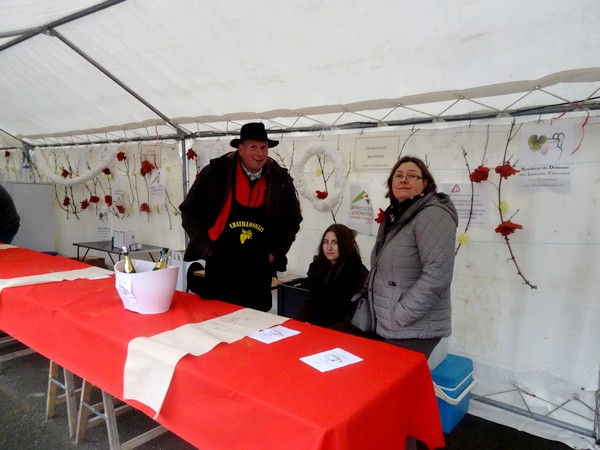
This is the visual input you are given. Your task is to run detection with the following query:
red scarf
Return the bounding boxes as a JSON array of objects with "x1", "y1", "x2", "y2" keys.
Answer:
[{"x1": 208, "y1": 162, "x2": 267, "y2": 241}]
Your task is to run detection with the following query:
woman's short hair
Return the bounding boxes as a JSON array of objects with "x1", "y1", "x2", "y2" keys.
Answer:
[
  {"x1": 316, "y1": 223, "x2": 360, "y2": 269},
  {"x1": 385, "y1": 156, "x2": 437, "y2": 199}
]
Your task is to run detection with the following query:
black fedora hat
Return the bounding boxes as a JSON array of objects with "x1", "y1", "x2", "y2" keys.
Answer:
[{"x1": 230, "y1": 122, "x2": 279, "y2": 148}]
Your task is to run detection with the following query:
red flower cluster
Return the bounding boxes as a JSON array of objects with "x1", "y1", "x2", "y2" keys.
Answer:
[
  {"x1": 495, "y1": 220, "x2": 523, "y2": 237},
  {"x1": 140, "y1": 202, "x2": 151, "y2": 213},
  {"x1": 186, "y1": 148, "x2": 197, "y2": 160},
  {"x1": 116, "y1": 205, "x2": 125, "y2": 214},
  {"x1": 89, "y1": 195, "x2": 100, "y2": 203},
  {"x1": 102, "y1": 168, "x2": 111, "y2": 175},
  {"x1": 4, "y1": 151, "x2": 10, "y2": 157},
  {"x1": 61, "y1": 169, "x2": 69, "y2": 178},
  {"x1": 63, "y1": 197, "x2": 70, "y2": 206},
  {"x1": 469, "y1": 165, "x2": 490, "y2": 183},
  {"x1": 315, "y1": 190, "x2": 328, "y2": 199},
  {"x1": 495, "y1": 163, "x2": 520, "y2": 179},
  {"x1": 140, "y1": 160, "x2": 155, "y2": 176},
  {"x1": 104, "y1": 195, "x2": 113, "y2": 207},
  {"x1": 117, "y1": 152, "x2": 126, "y2": 161},
  {"x1": 375, "y1": 208, "x2": 386, "y2": 224},
  {"x1": 80, "y1": 199, "x2": 89, "y2": 210}
]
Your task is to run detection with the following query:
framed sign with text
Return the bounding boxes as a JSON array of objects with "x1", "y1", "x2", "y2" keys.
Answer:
[{"x1": 354, "y1": 136, "x2": 399, "y2": 169}]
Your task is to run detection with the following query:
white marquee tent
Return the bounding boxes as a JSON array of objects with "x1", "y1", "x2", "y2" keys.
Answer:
[
  {"x1": 1, "y1": 0, "x2": 600, "y2": 146},
  {"x1": 1, "y1": 1, "x2": 599, "y2": 448}
]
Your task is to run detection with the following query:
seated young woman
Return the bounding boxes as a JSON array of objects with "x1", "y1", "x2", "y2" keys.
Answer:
[{"x1": 299, "y1": 224, "x2": 369, "y2": 334}]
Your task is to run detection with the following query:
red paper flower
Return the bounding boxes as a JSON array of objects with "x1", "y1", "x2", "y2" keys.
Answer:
[
  {"x1": 89, "y1": 195, "x2": 100, "y2": 203},
  {"x1": 116, "y1": 205, "x2": 125, "y2": 214},
  {"x1": 495, "y1": 163, "x2": 520, "y2": 180},
  {"x1": 495, "y1": 220, "x2": 523, "y2": 237},
  {"x1": 104, "y1": 195, "x2": 113, "y2": 207},
  {"x1": 4, "y1": 151, "x2": 9, "y2": 157},
  {"x1": 140, "y1": 202, "x2": 151, "y2": 213},
  {"x1": 375, "y1": 208, "x2": 386, "y2": 224},
  {"x1": 102, "y1": 168, "x2": 111, "y2": 175},
  {"x1": 61, "y1": 168, "x2": 69, "y2": 178},
  {"x1": 80, "y1": 199, "x2": 89, "y2": 210},
  {"x1": 63, "y1": 197, "x2": 71, "y2": 206},
  {"x1": 469, "y1": 165, "x2": 490, "y2": 183},
  {"x1": 186, "y1": 148, "x2": 197, "y2": 160},
  {"x1": 140, "y1": 160, "x2": 155, "y2": 177},
  {"x1": 316, "y1": 190, "x2": 328, "y2": 199},
  {"x1": 117, "y1": 151, "x2": 126, "y2": 161}
]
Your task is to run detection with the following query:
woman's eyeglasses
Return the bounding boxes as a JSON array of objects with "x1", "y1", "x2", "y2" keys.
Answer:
[{"x1": 393, "y1": 173, "x2": 423, "y2": 181}]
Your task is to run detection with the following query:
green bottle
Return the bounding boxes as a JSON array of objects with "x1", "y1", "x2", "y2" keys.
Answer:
[
  {"x1": 152, "y1": 248, "x2": 169, "y2": 270},
  {"x1": 122, "y1": 246, "x2": 136, "y2": 273}
]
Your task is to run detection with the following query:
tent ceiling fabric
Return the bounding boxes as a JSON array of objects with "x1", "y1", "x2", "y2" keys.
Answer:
[{"x1": 1, "y1": 0, "x2": 600, "y2": 147}]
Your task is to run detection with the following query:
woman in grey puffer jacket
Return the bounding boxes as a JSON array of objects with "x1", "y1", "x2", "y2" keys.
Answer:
[{"x1": 367, "y1": 156, "x2": 458, "y2": 358}]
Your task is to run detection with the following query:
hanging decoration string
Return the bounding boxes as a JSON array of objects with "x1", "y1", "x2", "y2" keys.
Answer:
[{"x1": 32, "y1": 146, "x2": 120, "y2": 187}]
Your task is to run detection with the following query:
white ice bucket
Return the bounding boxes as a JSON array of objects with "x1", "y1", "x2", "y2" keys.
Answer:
[{"x1": 114, "y1": 259, "x2": 179, "y2": 314}]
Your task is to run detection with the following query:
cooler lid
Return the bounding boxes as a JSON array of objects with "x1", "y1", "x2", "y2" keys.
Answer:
[{"x1": 431, "y1": 353, "x2": 474, "y2": 387}]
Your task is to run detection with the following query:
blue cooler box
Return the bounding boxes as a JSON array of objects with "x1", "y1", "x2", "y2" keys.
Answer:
[{"x1": 431, "y1": 354, "x2": 476, "y2": 433}]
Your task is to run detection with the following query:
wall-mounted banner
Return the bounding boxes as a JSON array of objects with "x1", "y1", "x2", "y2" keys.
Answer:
[
  {"x1": 517, "y1": 123, "x2": 574, "y2": 193},
  {"x1": 346, "y1": 181, "x2": 374, "y2": 235},
  {"x1": 193, "y1": 141, "x2": 226, "y2": 172},
  {"x1": 354, "y1": 136, "x2": 399, "y2": 169},
  {"x1": 438, "y1": 182, "x2": 491, "y2": 228},
  {"x1": 149, "y1": 169, "x2": 166, "y2": 207},
  {"x1": 97, "y1": 207, "x2": 112, "y2": 241},
  {"x1": 140, "y1": 144, "x2": 163, "y2": 164}
]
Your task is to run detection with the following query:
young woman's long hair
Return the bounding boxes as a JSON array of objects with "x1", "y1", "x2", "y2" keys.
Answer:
[{"x1": 315, "y1": 224, "x2": 360, "y2": 271}]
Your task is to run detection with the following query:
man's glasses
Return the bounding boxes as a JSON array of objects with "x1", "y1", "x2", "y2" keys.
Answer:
[{"x1": 393, "y1": 173, "x2": 423, "y2": 181}]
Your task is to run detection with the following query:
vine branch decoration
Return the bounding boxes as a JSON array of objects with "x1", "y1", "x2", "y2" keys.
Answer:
[
  {"x1": 495, "y1": 120, "x2": 536, "y2": 289},
  {"x1": 461, "y1": 120, "x2": 536, "y2": 288}
]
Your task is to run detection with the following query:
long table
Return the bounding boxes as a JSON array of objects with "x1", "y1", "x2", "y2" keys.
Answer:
[{"x1": 0, "y1": 247, "x2": 445, "y2": 450}]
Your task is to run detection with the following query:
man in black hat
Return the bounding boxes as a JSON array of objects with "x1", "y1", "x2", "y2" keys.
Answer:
[{"x1": 180, "y1": 122, "x2": 303, "y2": 312}]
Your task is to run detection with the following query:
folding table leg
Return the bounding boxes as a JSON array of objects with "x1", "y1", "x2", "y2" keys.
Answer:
[
  {"x1": 76, "y1": 380, "x2": 166, "y2": 450},
  {"x1": 45, "y1": 360, "x2": 79, "y2": 437}
]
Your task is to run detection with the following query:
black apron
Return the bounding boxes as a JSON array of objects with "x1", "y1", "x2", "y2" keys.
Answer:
[{"x1": 205, "y1": 179, "x2": 272, "y2": 311}]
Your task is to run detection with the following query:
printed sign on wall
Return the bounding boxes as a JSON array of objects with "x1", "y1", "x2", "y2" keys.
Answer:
[
  {"x1": 354, "y1": 136, "x2": 399, "y2": 169},
  {"x1": 517, "y1": 123, "x2": 574, "y2": 193}
]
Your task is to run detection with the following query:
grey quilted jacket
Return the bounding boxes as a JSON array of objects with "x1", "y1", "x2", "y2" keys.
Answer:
[{"x1": 367, "y1": 192, "x2": 458, "y2": 340}]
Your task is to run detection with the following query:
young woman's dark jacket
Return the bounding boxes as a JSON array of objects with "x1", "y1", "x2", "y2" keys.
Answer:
[{"x1": 299, "y1": 253, "x2": 368, "y2": 328}]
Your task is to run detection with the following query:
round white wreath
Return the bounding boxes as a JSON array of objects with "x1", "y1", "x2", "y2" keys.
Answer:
[
  {"x1": 291, "y1": 143, "x2": 346, "y2": 212},
  {"x1": 32, "y1": 146, "x2": 120, "y2": 187}
]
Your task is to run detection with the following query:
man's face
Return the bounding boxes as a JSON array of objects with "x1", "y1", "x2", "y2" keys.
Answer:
[{"x1": 238, "y1": 139, "x2": 269, "y2": 173}]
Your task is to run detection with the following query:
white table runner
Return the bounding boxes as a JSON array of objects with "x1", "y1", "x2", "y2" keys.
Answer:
[
  {"x1": 123, "y1": 308, "x2": 287, "y2": 417},
  {"x1": 0, "y1": 266, "x2": 112, "y2": 292}
]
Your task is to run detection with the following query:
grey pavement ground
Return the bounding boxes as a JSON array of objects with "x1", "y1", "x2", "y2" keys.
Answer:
[{"x1": 0, "y1": 343, "x2": 195, "y2": 450}]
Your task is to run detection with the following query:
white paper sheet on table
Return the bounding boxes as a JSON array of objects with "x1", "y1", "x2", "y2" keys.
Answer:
[
  {"x1": 300, "y1": 348, "x2": 363, "y2": 373},
  {"x1": 0, "y1": 244, "x2": 17, "y2": 250},
  {"x1": 123, "y1": 308, "x2": 288, "y2": 417},
  {"x1": 249, "y1": 325, "x2": 300, "y2": 344},
  {"x1": 0, "y1": 266, "x2": 113, "y2": 292}
]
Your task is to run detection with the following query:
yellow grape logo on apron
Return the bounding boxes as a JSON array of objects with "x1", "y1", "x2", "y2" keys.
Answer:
[{"x1": 240, "y1": 229, "x2": 253, "y2": 244}]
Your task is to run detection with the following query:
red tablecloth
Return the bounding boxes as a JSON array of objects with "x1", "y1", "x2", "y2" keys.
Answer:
[
  {"x1": 0, "y1": 247, "x2": 89, "y2": 278},
  {"x1": 0, "y1": 247, "x2": 445, "y2": 450}
]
